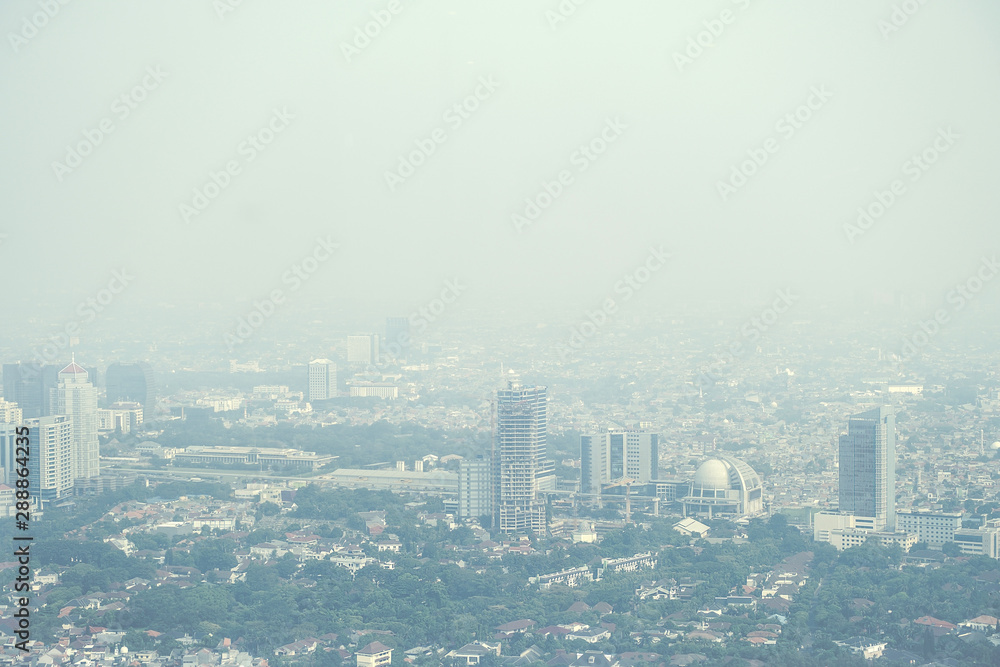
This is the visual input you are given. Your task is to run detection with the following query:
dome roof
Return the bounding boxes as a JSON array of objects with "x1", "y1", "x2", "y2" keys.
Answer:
[{"x1": 693, "y1": 459, "x2": 731, "y2": 490}]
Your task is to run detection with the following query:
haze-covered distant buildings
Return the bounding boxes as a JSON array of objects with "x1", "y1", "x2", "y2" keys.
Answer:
[
  {"x1": 347, "y1": 334, "x2": 380, "y2": 366},
  {"x1": 104, "y1": 361, "x2": 156, "y2": 417},
  {"x1": 2, "y1": 362, "x2": 58, "y2": 419}
]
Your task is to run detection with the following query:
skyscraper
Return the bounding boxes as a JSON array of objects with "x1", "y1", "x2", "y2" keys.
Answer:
[
  {"x1": 384, "y1": 317, "x2": 410, "y2": 360},
  {"x1": 580, "y1": 430, "x2": 659, "y2": 496},
  {"x1": 2, "y1": 362, "x2": 58, "y2": 419},
  {"x1": 23, "y1": 415, "x2": 73, "y2": 503},
  {"x1": 308, "y1": 359, "x2": 337, "y2": 401},
  {"x1": 53, "y1": 361, "x2": 100, "y2": 479},
  {"x1": 105, "y1": 361, "x2": 156, "y2": 417},
  {"x1": 495, "y1": 384, "x2": 547, "y2": 534},
  {"x1": 839, "y1": 406, "x2": 896, "y2": 532},
  {"x1": 347, "y1": 334, "x2": 380, "y2": 365}
]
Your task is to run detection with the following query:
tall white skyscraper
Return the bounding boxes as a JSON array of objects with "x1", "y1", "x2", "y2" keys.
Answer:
[
  {"x1": 495, "y1": 384, "x2": 547, "y2": 534},
  {"x1": 23, "y1": 415, "x2": 73, "y2": 503},
  {"x1": 839, "y1": 406, "x2": 896, "y2": 532},
  {"x1": 53, "y1": 361, "x2": 99, "y2": 479},
  {"x1": 308, "y1": 359, "x2": 337, "y2": 401}
]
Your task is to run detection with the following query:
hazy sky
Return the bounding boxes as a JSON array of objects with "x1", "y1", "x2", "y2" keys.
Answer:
[{"x1": 2, "y1": 1, "x2": 999, "y2": 350}]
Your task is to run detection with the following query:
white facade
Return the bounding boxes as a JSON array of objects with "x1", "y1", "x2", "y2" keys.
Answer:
[
  {"x1": 896, "y1": 510, "x2": 962, "y2": 547},
  {"x1": 97, "y1": 401, "x2": 144, "y2": 434},
  {"x1": 828, "y1": 528, "x2": 917, "y2": 552},
  {"x1": 681, "y1": 456, "x2": 764, "y2": 519},
  {"x1": 458, "y1": 457, "x2": 492, "y2": 520},
  {"x1": 54, "y1": 362, "x2": 99, "y2": 479},
  {"x1": 348, "y1": 383, "x2": 398, "y2": 399},
  {"x1": 24, "y1": 415, "x2": 74, "y2": 503},
  {"x1": 307, "y1": 359, "x2": 337, "y2": 401},
  {"x1": 953, "y1": 527, "x2": 1000, "y2": 558},
  {"x1": 0, "y1": 399, "x2": 22, "y2": 424},
  {"x1": 580, "y1": 430, "x2": 658, "y2": 496},
  {"x1": 813, "y1": 511, "x2": 856, "y2": 543}
]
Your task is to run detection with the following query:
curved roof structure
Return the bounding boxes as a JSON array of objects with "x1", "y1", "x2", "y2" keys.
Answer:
[{"x1": 683, "y1": 455, "x2": 764, "y2": 519}]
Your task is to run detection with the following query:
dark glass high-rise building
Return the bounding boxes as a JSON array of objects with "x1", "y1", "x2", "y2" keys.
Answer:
[
  {"x1": 2, "y1": 362, "x2": 59, "y2": 419},
  {"x1": 385, "y1": 317, "x2": 410, "y2": 357},
  {"x1": 495, "y1": 384, "x2": 547, "y2": 534},
  {"x1": 839, "y1": 406, "x2": 896, "y2": 532},
  {"x1": 105, "y1": 362, "x2": 156, "y2": 415}
]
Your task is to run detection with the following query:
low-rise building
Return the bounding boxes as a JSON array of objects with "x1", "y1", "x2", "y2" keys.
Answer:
[{"x1": 356, "y1": 641, "x2": 392, "y2": 667}]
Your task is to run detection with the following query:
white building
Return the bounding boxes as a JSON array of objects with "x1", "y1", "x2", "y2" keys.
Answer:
[
  {"x1": 953, "y1": 527, "x2": 1000, "y2": 558},
  {"x1": 24, "y1": 415, "x2": 74, "y2": 503},
  {"x1": 53, "y1": 362, "x2": 99, "y2": 479},
  {"x1": 308, "y1": 359, "x2": 337, "y2": 401},
  {"x1": 458, "y1": 456, "x2": 492, "y2": 520},
  {"x1": 896, "y1": 510, "x2": 963, "y2": 547},
  {"x1": 827, "y1": 528, "x2": 917, "y2": 552},
  {"x1": 681, "y1": 456, "x2": 763, "y2": 519},
  {"x1": 0, "y1": 399, "x2": 22, "y2": 424},
  {"x1": 348, "y1": 383, "x2": 398, "y2": 399},
  {"x1": 97, "y1": 401, "x2": 144, "y2": 434},
  {"x1": 580, "y1": 429, "x2": 658, "y2": 496}
]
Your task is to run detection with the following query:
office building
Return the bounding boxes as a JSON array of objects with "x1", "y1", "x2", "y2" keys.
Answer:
[
  {"x1": 458, "y1": 456, "x2": 493, "y2": 521},
  {"x1": 307, "y1": 359, "x2": 337, "y2": 401},
  {"x1": 580, "y1": 429, "x2": 659, "y2": 496},
  {"x1": 105, "y1": 361, "x2": 156, "y2": 416},
  {"x1": 2, "y1": 363, "x2": 59, "y2": 419},
  {"x1": 347, "y1": 334, "x2": 380, "y2": 365},
  {"x1": 953, "y1": 525, "x2": 1000, "y2": 558},
  {"x1": 24, "y1": 415, "x2": 73, "y2": 503},
  {"x1": 348, "y1": 382, "x2": 398, "y2": 399},
  {"x1": 495, "y1": 384, "x2": 547, "y2": 534},
  {"x1": 838, "y1": 406, "x2": 896, "y2": 532},
  {"x1": 53, "y1": 361, "x2": 100, "y2": 479},
  {"x1": 896, "y1": 510, "x2": 962, "y2": 547}
]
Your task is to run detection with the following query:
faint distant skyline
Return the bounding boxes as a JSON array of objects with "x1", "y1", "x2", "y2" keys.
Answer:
[{"x1": 2, "y1": 1, "x2": 999, "y2": 358}]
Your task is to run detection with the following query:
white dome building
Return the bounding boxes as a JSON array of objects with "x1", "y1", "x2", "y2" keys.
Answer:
[{"x1": 681, "y1": 455, "x2": 763, "y2": 519}]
